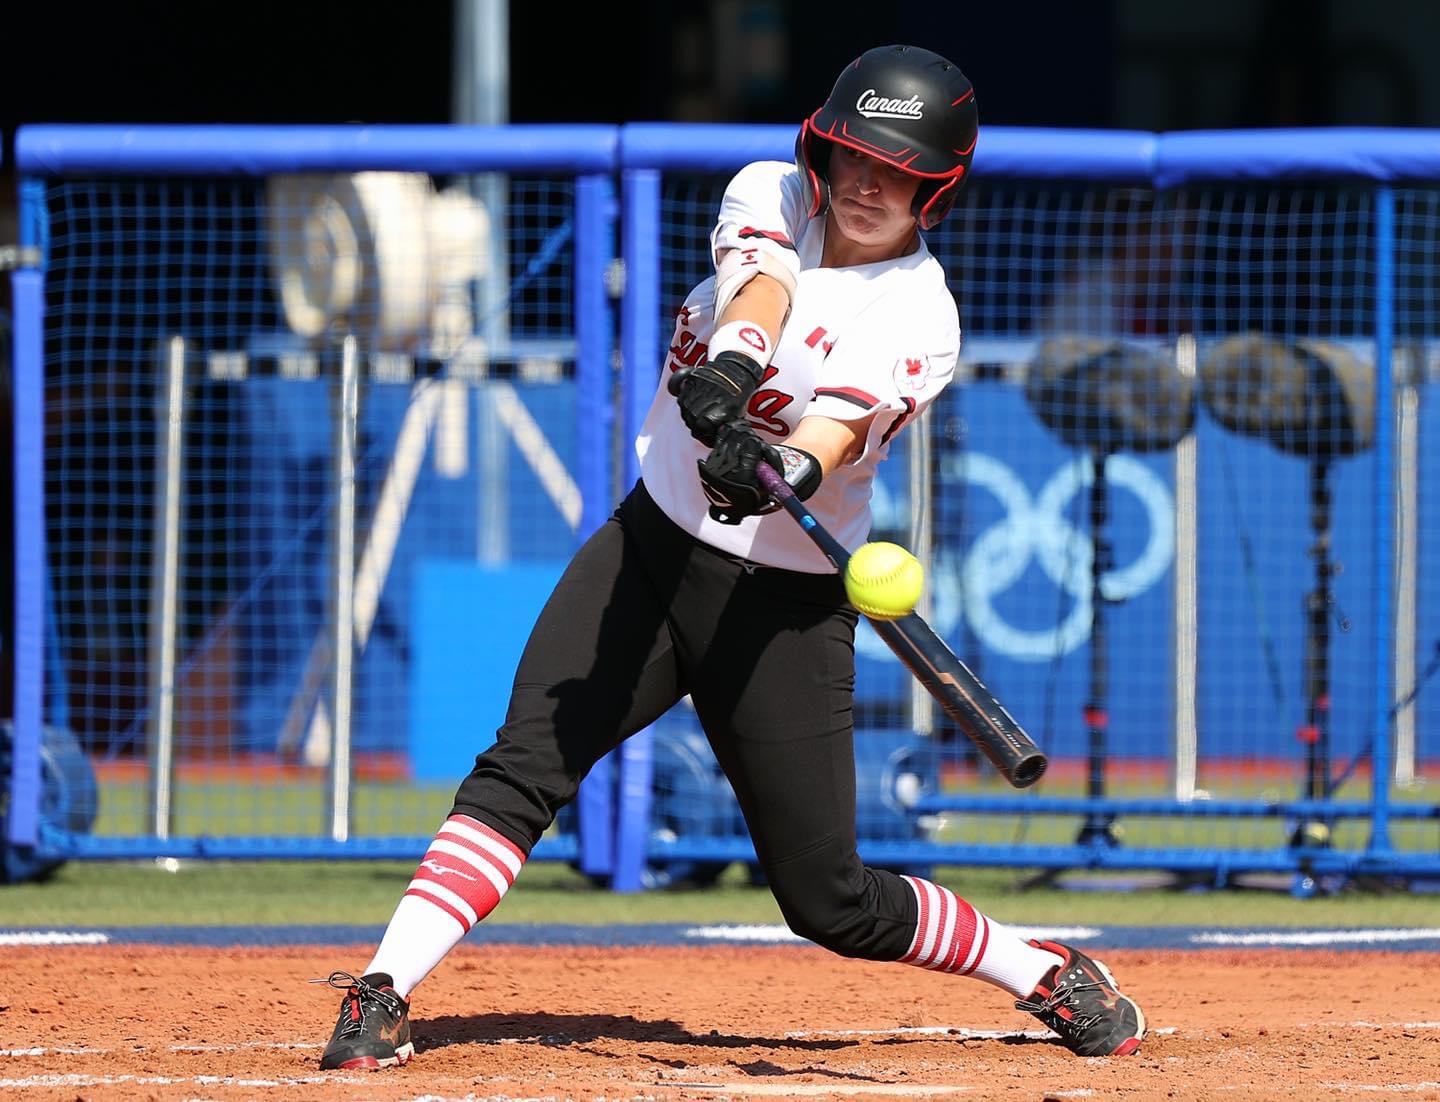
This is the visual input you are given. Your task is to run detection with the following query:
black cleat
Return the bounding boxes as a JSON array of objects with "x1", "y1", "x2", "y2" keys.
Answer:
[
  {"x1": 1015, "y1": 940, "x2": 1146, "y2": 1056},
  {"x1": 318, "y1": 971, "x2": 414, "y2": 1070}
]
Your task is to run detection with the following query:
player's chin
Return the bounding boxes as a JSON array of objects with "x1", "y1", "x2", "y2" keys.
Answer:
[
  {"x1": 836, "y1": 206, "x2": 905, "y2": 244},
  {"x1": 835, "y1": 214, "x2": 885, "y2": 243}
]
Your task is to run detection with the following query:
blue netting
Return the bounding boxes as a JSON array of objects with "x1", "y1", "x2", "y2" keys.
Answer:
[
  {"x1": 36, "y1": 172, "x2": 588, "y2": 841},
  {"x1": 11, "y1": 126, "x2": 1439, "y2": 881}
]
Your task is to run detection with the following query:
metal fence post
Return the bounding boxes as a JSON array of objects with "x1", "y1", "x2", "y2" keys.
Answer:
[
  {"x1": 1173, "y1": 333, "x2": 1200, "y2": 801},
  {"x1": 1368, "y1": 186, "x2": 1396, "y2": 855},
  {"x1": 328, "y1": 335, "x2": 360, "y2": 842},
  {"x1": 573, "y1": 172, "x2": 618, "y2": 878},
  {"x1": 146, "y1": 336, "x2": 187, "y2": 839},
  {"x1": 612, "y1": 167, "x2": 662, "y2": 893},
  {"x1": 8, "y1": 263, "x2": 46, "y2": 849}
]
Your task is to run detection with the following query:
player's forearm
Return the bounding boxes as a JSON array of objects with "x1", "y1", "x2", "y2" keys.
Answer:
[
  {"x1": 785, "y1": 414, "x2": 874, "y2": 476},
  {"x1": 714, "y1": 272, "x2": 791, "y2": 352}
]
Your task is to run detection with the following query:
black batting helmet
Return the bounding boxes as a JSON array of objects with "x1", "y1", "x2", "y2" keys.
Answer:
[{"x1": 796, "y1": 45, "x2": 978, "y2": 230}]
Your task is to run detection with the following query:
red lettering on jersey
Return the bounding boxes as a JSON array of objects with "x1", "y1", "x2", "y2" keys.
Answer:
[
  {"x1": 747, "y1": 365, "x2": 793, "y2": 435},
  {"x1": 666, "y1": 329, "x2": 709, "y2": 376}
]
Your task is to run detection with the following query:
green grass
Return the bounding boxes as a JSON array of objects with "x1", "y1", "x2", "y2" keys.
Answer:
[
  {"x1": 91, "y1": 781, "x2": 458, "y2": 839},
  {"x1": 1, "y1": 859, "x2": 1435, "y2": 929},
  {"x1": 22, "y1": 769, "x2": 1431, "y2": 930},
  {"x1": 90, "y1": 775, "x2": 1440, "y2": 854}
]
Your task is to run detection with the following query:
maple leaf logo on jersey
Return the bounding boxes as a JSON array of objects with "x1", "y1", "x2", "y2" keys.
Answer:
[{"x1": 894, "y1": 355, "x2": 931, "y2": 392}]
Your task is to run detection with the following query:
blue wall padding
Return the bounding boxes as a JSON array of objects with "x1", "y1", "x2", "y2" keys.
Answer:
[{"x1": 409, "y1": 559, "x2": 567, "y2": 782}]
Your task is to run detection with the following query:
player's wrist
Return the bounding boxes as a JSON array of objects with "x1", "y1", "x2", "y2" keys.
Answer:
[
  {"x1": 708, "y1": 321, "x2": 773, "y2": 375},
  {"x1": 768, "y1": 444, "x2": 822, "y2": 501}
]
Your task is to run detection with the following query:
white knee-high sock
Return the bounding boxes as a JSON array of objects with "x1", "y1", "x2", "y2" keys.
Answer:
[
  {"x1": 896, "y1": 875, "x2": 1065, "y2": 999},
  {"x1": 365, "y1": 814, "x2": 526, "y2": 998}
]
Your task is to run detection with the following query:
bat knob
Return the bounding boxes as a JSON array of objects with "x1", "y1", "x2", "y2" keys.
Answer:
[{"x1": 667, "y1": 367, "x2": 691, "y2": 396}]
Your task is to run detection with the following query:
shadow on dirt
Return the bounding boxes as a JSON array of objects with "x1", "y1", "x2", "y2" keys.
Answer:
[
  {"x1": 417, "y1": 1011, "x2": 856, "y2": 1053},
  {"x1": 416, "y1": 1011, "x2": 1056, "y2": 1057}
]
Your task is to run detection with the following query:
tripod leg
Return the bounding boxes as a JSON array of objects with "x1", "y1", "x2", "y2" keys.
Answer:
[
  {"x1": 1293, "y1": 459, "x2": 1334, "y2": 851},
  {"x1": 1078, "y1": 451, "x2": 1120, "y2": 848}
]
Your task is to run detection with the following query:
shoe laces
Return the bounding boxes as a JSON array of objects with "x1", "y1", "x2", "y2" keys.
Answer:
[
  {"x1": 314, "y1": 971, "x2": 403, "y2": 1042},
  {"x1": 1015, "y1": 977, "x2": 1106, "y2": 1037}
]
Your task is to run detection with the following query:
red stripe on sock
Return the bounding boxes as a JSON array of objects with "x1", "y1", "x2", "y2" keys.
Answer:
[
  {"x1": 927, "y1": 887, "x2": 954, "y2": 969},
  {"x1": 959, "y1": 913, "x2": 990, "y2": 976},
  {"x1": 447, "y1": 815, "x2": 526, "y2": 862},
  {"x1": 437, "y1": 823, "x2": 521, "y2": 886},
  {"x1": 412, "y1": 864, "x2": 502, "y2": 916},
  {"x1": 899, "y1": 880, "x2": 988, "y2": 975},
  {"x1": 938, "y1": 893, "x2": 970, "y2": 972},
  {"x1": 403, "y1": 887, "x2": 473, "y2": 933}
]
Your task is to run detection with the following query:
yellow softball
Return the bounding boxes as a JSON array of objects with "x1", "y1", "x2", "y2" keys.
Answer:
[{"x1": 844, "y1": 541, "x2": 923, "y2": 621}]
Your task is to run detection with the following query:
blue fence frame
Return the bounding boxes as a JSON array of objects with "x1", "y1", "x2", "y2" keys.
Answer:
[{"x1": 10, "y1": 123, "x2": 1440, "y2": 886}]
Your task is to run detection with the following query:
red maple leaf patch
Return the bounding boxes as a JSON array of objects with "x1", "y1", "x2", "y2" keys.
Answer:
[{"x1": 894, "y1": 355, "x2": 930, "y2": 392}]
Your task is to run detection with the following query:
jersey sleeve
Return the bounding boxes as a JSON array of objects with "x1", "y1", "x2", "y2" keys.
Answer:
[
  {"x1": 709, "y1": 161, "x2": 807, "y2": 267},
  {"x1": 804, "y1": 292, "x2": 961, "y2": 461}
]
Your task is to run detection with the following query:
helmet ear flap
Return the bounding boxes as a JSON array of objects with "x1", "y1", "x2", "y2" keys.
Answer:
[
  {"x1": 914, "y1": 172, "x2": 965, "y2": 231},
  {"x1": 794, "y1": 121, "x2": 831, "y2": 219}
]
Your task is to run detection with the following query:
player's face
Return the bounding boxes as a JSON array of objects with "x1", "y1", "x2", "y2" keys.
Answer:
[{"x1": 825, "y1": 146, "x2": 921, "y2": 260}]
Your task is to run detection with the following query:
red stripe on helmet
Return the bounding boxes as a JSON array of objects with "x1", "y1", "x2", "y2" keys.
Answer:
[{"x1": 808, "y1": 112, "x2": 967, "y2": 180}]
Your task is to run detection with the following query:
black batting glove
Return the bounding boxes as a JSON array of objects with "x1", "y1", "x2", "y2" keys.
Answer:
[
  {"x1": 668, "y1": 350, "x2": 765, "y2": 447},
  {"x1": 697, "y1": 421, "x2": 822, "y2": 526}
]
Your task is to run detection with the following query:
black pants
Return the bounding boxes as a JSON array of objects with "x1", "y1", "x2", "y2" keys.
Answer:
[{"x1": 452, "y1": 481, "x2": 918, "y2": 961}]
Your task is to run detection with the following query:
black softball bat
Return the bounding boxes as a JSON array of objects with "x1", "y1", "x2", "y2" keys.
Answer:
[{"x1": 754, "y1": 462, "x2": 1048, "y2": 789}]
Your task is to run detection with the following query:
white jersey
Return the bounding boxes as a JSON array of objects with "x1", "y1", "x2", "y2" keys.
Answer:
[{"x1": 636, "y1": 160, "x2": 960, "y2": 573}]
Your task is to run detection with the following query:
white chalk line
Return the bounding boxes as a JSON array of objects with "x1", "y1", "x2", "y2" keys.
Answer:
[
  {"x1": 660, "y1": 1085, "x2": 988, "y2": 1097},
  {"x1": 783, "y1": 1025, "x2": 1178, "y2": 1041},
  {"x1": 3, "y1": 1073, "x2": 1435, "y2": 1101},
  {"x1": 0, "y1": 931, "x2": 109, "y2": 946},
  {"x1": 0, "y1": 1073, "x2": 372, "y2": 1089},
  {"x1": 1190, "y1": 928, "x2": 1440, "y2": 947},
  {"x1": 1317, "y1": 1086, "x2": 1440, "y2": 1095}
]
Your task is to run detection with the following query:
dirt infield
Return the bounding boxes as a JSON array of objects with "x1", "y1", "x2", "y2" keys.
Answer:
[{"x1": 4, "y1": 943, "x2": 1437, "y2": 1100}]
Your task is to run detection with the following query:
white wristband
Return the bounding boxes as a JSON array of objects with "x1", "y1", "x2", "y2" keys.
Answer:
[{"x1": 708, "y1": 320, "x2": 774, "y2": 371}]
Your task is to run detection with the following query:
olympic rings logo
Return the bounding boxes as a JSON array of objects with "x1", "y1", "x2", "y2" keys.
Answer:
[{"x1": 860, "y1": 455, "x2": 1175, "y2": 662}]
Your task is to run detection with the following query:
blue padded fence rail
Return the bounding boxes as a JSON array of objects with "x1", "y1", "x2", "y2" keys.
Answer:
[
  {"x1": 15, "y1": 124, "x2": 620, "y2": 175},
  {"x1": 43, "y1": 829, "x2": 578, "y2": 863},
  {"x1": 911, "y1": 798, "x2": 1440, "y2": 820},
  {"x1": 18, "y1": 124, "x2": 1440, "y2": 184}
]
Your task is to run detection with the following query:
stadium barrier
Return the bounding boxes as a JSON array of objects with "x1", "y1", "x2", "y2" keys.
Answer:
[{"x1": 7, "y1": 124, "x2": 1440, "y2": 891}]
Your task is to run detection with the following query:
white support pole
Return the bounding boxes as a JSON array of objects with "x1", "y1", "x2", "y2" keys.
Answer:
[
  {"x1": 1173, "y1": 334, "x2": 1200, "y2": 801},
  {"x1": 146, "y1": 336, "x2": 187, "y2": 839},
  {"x1": 1393, "y1": 378, "x2": 1419, "y2": 786},
  {"x1": 328, "y1": 336, "x2": 360, "y2": 841}
]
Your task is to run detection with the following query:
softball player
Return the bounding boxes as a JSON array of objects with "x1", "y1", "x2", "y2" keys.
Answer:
[{"x1": 319, "y1": 44, "x2": 1146, "y2": 1070}]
